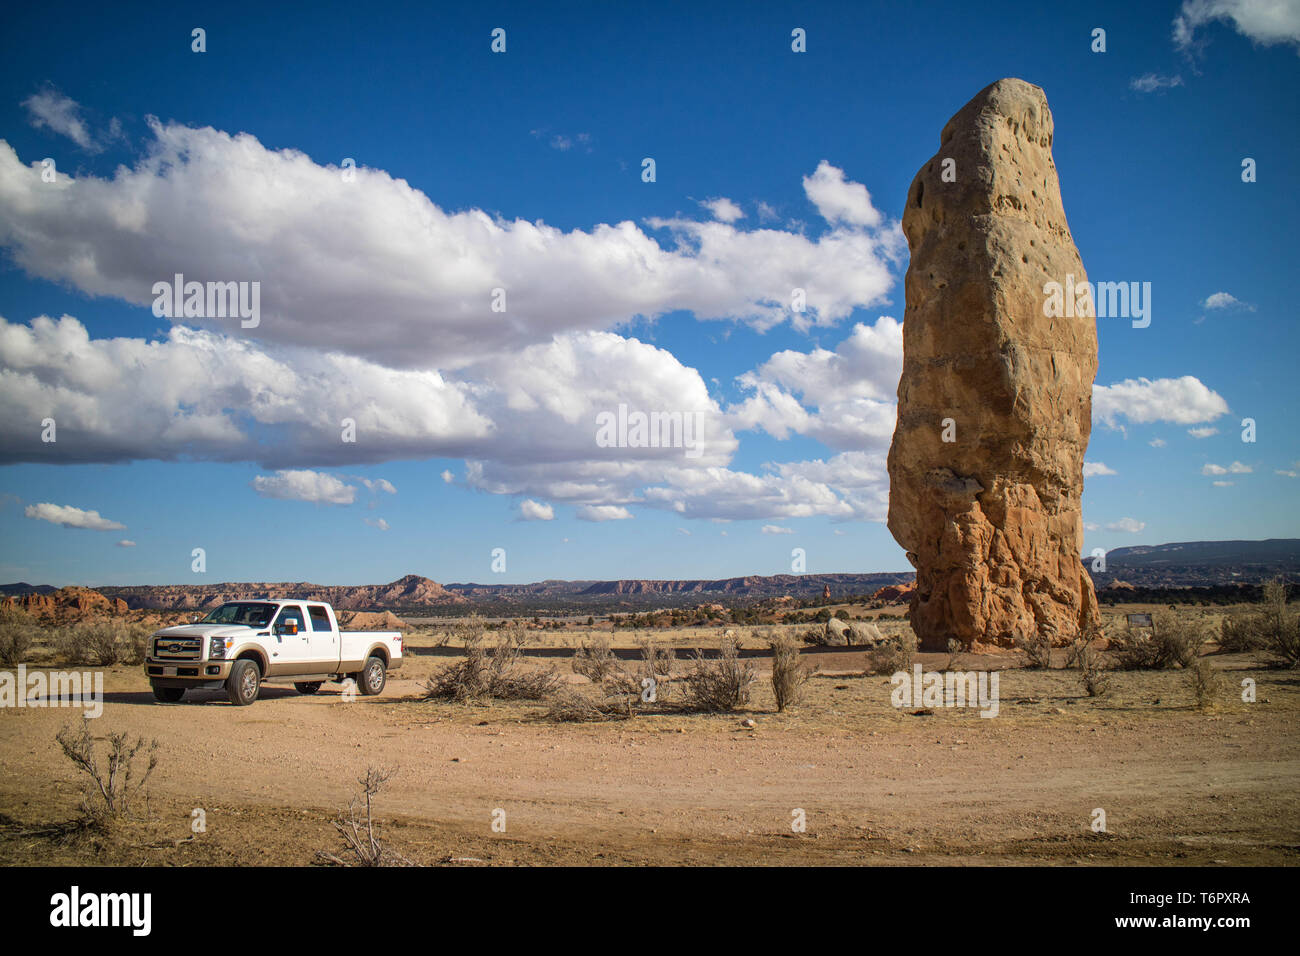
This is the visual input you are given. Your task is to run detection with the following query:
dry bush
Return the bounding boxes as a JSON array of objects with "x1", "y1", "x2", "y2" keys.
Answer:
[
  {"x1": 56, "y1": 719, "x2": 158, "y2": 825},
  {"x1": 863, "y1": 630, "x2": 917, "y2": 676},
  {"x1": 943, "y1": 638, "x2": 962, "y2": 671},
  {"x1": 1220, "y1": 579, "x2": 1300, "y2": 667},
  {"x1": 1186, "y1": 657, "x2": 1222, "y2": 710},
  {"x1": 0, "y1": 607, "x2": 36, "y2": 666},
  {"x1": 317, "y1": 767, "x2": 411, "y2": 866},
  {"x1": 1111, "y1": 612, "x2": 1207, "y2": 670},
  {"x1": 1015, "y1": 631, "x2": 1055, "y2": 669},
  {"x1": 684, "y1": 637, "x2": 756, "y2": 713},
  {"x1": 423, "y1": 630, "x2": 562, "y2": 702},
  {"x1": 769, "y1": 634, "x2": 811, "y2": 712},
  {"x1": 571, "y1": 635, "x2": 619, "y2": 683},
  {"x1": 1065, "y1": 624, "x2": 1104, "y2": 669},
  {"x1": 1219, "y1": 614, "x2": 1268, "y2": 653},
  {"x1": 887, "y1": 630, "x2": 918, "y2": 674},
  {"x1": 56, "y1": 620, "x2": 151, "y2": 667},
  {"x1": 435, "y1": 615, "x2": 485, "y2": 648},
  {"x1": 631, "y1": 639, "x2": 677, "y2": 704},
  {"x1": 1078, "y1": 644, "x2": 1111, "y2": 697}
]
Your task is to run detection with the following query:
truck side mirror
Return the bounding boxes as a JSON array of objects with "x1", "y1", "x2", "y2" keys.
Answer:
[{"x1": 278, "y1": 621, "x2": 299, "y2": 636}]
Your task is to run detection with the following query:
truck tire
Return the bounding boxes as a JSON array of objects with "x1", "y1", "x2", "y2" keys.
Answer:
[
  {"x1": 152, "y1": 685, "x2": 185, "y2": 703},
  {"x1": 356, "y1": 655, "x2": 386, "y2": 696},
  {"x1": 226, "y1": 659, "x2": 261, "y2": 706},
  {"x1": 294, "y1": 681, "x2": 322, "y2": 695}
]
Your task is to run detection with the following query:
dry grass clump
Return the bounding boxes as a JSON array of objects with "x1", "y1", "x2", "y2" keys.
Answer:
[
  {"x1": 769, "y1": 634, "x2": 812, "y2": 712},
  {"x1": 56, "y1": 719, "x2": 158, "y2": 826},
  {"x1": 683, "y1": 637, "x2": 756, "y2": 713},
  {"x1": 1110, "y1": 611, "x2": 1207, "y2": 670},
  {"x1": 424, "y1": 629, "x2": 562, "y2": 702},
  {"x1": 545, "y1": 690, "x2": 632, "y2": 722},
  {"x1": 317, "y1": 767, "x2": 411, "y2": 866},
  {"x1": 55, "y1": 620, "x2": 152, "y2": 667},
  {"x1": 0, "y1": 607, "x2": 37, "y2": 666}
]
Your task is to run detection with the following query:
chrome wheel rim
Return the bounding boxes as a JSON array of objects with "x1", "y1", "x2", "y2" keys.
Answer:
[
  {"x1": 366, "y1": 661, "x2": 382, "y2": 689},
  {"x1": 241, "y1": 667, "x2": 257, "y2": 699}
]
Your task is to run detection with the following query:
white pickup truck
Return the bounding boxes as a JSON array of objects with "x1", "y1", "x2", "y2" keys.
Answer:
[{"x1": 144, "y1": 600, "x2": 402, "y2": 706}]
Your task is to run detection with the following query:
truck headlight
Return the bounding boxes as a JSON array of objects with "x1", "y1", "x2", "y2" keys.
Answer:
[{"x1": 209, "y1": 636, "x2": 227, "y2": 660}]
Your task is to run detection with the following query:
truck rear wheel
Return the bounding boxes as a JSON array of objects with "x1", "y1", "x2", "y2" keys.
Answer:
[
  {"x1": 356, "y1": 655, "x2": 386, "y2": 696},
  {"x1": 226, "y1": 659, "x2": 261, "y2": 706},
  {"x1": 294, "y1": 681, "x2": 322, "y2": 695},
  {"x1": 152, "y1": 684, "x2": 185, "y2": 703}
]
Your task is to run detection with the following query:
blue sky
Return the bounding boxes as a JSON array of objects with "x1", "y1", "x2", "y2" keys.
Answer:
[{"x1": 1, "y1": 0, "x2": 1297, "y2": 586}]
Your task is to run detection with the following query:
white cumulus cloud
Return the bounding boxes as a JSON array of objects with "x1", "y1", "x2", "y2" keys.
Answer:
[
  {"x1": 518, "y1": 499, "x2": 554, "y2": 521},
  {"x1": 24, "y1": 502, "x2": 125, "y2": 531},
  {"x1": 1092, "y1": 376, "x2": 1229, "y2": 426},
  {"x1": 1105, "y1": 517, "x2": 1146, "y2": 533},
  {"x1": 252, "y1": 469, "x2": 356, "y2": 505}
]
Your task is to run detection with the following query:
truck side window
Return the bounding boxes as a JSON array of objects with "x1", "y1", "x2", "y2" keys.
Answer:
[
  {"x1": 275, "y1": 605, "x2": 305, "y2": 631},
  {"x1": 308, "y1": 605, "x2": 332, "y2": 631}
]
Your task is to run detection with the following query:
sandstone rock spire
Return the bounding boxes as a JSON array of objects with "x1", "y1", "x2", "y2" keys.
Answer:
[{"x1": 886, "y1": 78, "x2": 1099, "y2": 650}]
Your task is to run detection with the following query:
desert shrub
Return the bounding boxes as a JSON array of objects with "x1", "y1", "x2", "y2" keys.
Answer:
[
  {"x1": 1065, "y1": 625, "x2": 1103, "y2": 669},
  {"x1": 943, "y1": 638, "x2": 962, "y2": 671},
  {"x1": 864, "y1": 630, "x2": 917, "y2": 676},
  {"x1": 317, "y1": 767, "x2": 410, "y2": 866},
  {"x1": 1111, "y1": 612, "x2": 1207, "y2": 670},
  {"x1": 887, "y1": 630, "x2": 917, "y2": 674},
  {"x1": 424, "y1": 630, "x2": 562, "y2": 702},
  {"x1": 55, "y1": 620, "x2": 151, "y2": 667},
  {"x1": 1015, "y1": 631, "x2": 1054, "y2": 669},
  {"x1": 631, "y1": 639, "x2": 676, "y2": 704},
  {"x1": 1218, "y1": 614, "x2": 1268, "y2": 653},
  {"x1": 1078, "y1": 644, "x2": 1110, "y2": 697},
  {"x1": 571, "y1": 635, "x2": 619, "y2": 683},
  {"x1": 769, "y1": 634, "x2": 811, "y2": 712},
  {"x1": 0, "y1": 607, "x2": 37, "y2": 666},
  {"x1": 56, "y1": 719, "x2": 158, "y2": 825},
  {"x1": 684, "y1": 637, "x2": 756, "y2": 713},
  {"x1": 1219, "y1": 578, "x2": 1300, "y2": 667},
  {"x1": 1185, "y1": 657, "x2": 1221, "y2": 710}
]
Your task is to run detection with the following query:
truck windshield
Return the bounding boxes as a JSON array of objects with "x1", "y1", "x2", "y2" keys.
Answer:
[{"x1": 199, "y1": 603, "x2": 275, "y2": 627}]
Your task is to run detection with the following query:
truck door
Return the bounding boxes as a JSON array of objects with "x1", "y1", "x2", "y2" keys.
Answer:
[
  {"x1": 270, "y1": 603, "x2": 313, "y2": 668},
  {"x1": 305, "y1": 604, "x2": 339, "y2": 668}
]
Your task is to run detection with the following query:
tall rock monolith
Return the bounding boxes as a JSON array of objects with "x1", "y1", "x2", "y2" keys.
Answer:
[{"x1": 886, "y1": 78, "x2": 1099, "y2": 650}]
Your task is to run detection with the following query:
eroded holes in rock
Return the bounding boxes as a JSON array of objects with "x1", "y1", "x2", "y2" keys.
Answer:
[{"x1": 915, "y1": 179, "x2": 924, "y2": 209}]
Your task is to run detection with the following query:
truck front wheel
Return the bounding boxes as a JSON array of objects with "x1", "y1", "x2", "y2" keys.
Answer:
[
  {"x1": 152, "y1": 684, "x2": 185, "y2": 703},
  {"x1": 226, "y1": 659, "x2": 261, "y2": 706},
  {"x1": 356, "y1": 656, "x2": 386, "y2": 696}
]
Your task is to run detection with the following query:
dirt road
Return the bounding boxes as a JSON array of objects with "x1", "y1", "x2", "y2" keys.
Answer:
[{"x1": 1, "y1": 653, "x2": 1297, "y2": 865}]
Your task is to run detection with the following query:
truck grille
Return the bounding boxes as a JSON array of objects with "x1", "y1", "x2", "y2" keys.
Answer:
[{"x1": 153, "y1": 636, "x2": 202, "y2": 660}]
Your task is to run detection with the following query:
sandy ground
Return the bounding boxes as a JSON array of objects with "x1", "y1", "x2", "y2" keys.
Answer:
[{"x1": 1, "y1": 641, "x2": 1297, "y2": 866}]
